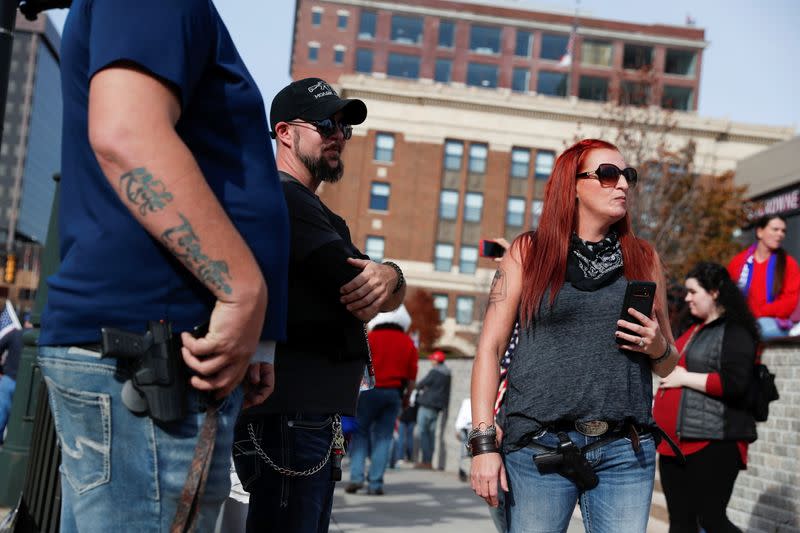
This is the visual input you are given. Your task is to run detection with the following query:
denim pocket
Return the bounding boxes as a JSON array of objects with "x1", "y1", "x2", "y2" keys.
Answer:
[{"x1": 44, "y1": 376, "x2": 111, "y2": 494}]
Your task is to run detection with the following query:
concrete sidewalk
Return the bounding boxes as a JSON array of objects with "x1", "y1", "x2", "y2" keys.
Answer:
[{"x1": 331, "y1": 463, "x2": 668, "y2": 532}]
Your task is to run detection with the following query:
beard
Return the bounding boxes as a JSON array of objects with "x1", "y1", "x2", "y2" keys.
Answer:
[{"x1": 294, "y1": 138, "x2": 344, "y2": 183}]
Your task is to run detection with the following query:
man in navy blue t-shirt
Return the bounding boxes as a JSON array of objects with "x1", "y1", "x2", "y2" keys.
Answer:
[{"x1": 38, "y1": 1, "x2": 289, "y2": 530}]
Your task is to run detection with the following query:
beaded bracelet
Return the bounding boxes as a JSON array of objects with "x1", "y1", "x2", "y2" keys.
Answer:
[{"x1": 382, "y1": 261, "x2": 405, "y2": 294}]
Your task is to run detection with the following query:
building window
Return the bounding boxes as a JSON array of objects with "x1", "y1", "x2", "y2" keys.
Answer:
[
  {"x1": 435, "y1": 59, "x2": 452, "y2": 83},
  {"x1": 356, "y1": 48, "x2": 373, "y2": 73},
  {"x1": 464, "y1": 192, "x2": 484, "y2": 223},
  {"x1": 541, "y1": 33, "x2": 569, "y2": 61},
  {"x1": 456, "y1": 296, "x2": 475, "y2": 325},
  {"x1": 537, "y1": 71, "x2": 567, "y2": 97},
  {"x1": 333, "y1": 46, "x2": 346, "y2": 65},
  {"x1": 387, "y1": 53, "x2": 421, "y2": 79},
  {"x1": 433, "y1": 294, "x2": 449, "y2": 321},
  {"x1": 466, "y1": 62, "x2": 498, "y2": 88},
  {"x1": 308, "y1": 43, "x2": 319, "y2": 62},
  {"x1": 460, "y1": 245, "x2": 478, "y2": 274},
  {"x1": 515, "y1": 30, "x2": 532, "y2": 57},
  {"x1": 365, "y1": 236, "x2": 385, "y2": 262},
  {"x1": 391, "y1": 15, "x2": 424, "y2": 45},
  {"x1": 512, "y1": 68, "x2": 530, "y2": 93},
  {"x1": 621, "y1": 81, "x2": 651, "y2": 106},
  {"x1": 662, "y1": 86, "x2": 693, "y2": 111},
  {"x1": 439, "y1": 20, "x2": 455, "y2": 48},
  {"x1": 510, "y1": 148, "x2": 530, "y2": 179},
  {"x1": 468, "y1": 144, "x2": 488, "y2": 174},
  {"x1": 623, "y1": 44, "x2": 653, "y2": 70},
  {"x1": 578, "y1": 76, "x2": 609, "y2": 101},
  {"x1": 311, "y1": 8, "x2": 323, "y2": 27},
  {"x1": 469, "y1": 25, "x2": 501, "y2": 54},
  {"x1": 374, "y1": 133, "x2": 395, "y2": 162},
  {"x1": 358, "y1": 10, "x2": 377, "y2": 39},
  {"x1": 665, "y1": 49, "x2": 696, "y2": 77},
  {"x1": 444, "y1": 140, "x2": 463, "y2": 170},
  {"x1": 439, "y1": 190, "x2": 459, "y2": 220},
  {"x1": 506, "y1": 197, "x2": 525, "y2": 227},
  {"x1": 337, "y1": 12, "x2": 349, "y2": 30},
  {"x1": 531, "y1": 199, "x2": 543, "y2": 229},
  {"x1": 535, "y1": 151, "x2": 554, "y2": 180},
  {"x1": 581, "y1": 40, "x2": 613, "y2": 67},
  {"x1": 434, "y1": 243, "x2": 454, "y2": 271},
  {"x1": 369, "y1": 182, "x2": 390, "y2": 211}
]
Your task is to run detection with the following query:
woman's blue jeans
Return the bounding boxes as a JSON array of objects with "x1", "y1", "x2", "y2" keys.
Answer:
[
  {"x1": 504, "y1": 429, "x2": 656, "y2": 533},
  {"x1": 38, "y1": 345, "x2": 243, "y2": 533}
]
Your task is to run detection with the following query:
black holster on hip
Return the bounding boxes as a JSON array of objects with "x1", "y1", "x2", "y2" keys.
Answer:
[{"x1": 532, "y1": 432, "x2": 599, "y2": 491}]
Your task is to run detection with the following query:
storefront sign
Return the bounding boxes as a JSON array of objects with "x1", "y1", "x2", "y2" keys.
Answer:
[{"x1": 745, "y1": 186, "x2": 800, "y2": 222}]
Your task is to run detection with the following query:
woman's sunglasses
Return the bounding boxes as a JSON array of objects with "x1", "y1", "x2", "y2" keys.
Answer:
[
  {"x1": 288, "y1": 118, "x2": 353, "y2": 140},
  {"x1": 576, "y1": 164, "x2": 638, "y2": 188}
]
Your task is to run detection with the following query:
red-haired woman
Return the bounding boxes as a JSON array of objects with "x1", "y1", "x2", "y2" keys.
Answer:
[{"x1": 468, "y1": 139, "x2": 679, "y2": 532}]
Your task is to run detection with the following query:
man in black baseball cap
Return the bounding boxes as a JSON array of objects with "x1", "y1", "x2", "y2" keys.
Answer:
[{"x1": 233, "y1": 78, "x2": 406, "y2": 532}]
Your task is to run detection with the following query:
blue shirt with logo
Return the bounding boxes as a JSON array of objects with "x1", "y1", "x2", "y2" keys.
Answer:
[{"x1": 40, "y1": 0, "x2": 289, "y2": 344}]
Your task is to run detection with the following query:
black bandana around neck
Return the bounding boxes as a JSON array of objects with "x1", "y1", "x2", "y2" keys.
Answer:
[{"x1": 566, "y1": 231, "x2": 624, "y2": 291}]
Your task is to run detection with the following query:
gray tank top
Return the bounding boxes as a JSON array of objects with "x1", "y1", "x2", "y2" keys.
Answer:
[{"x1": 502, "y1": 276, "x2": 654, "y2": 451}]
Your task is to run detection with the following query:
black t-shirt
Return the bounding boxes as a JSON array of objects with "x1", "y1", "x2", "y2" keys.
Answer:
[{"x1": 245, "y1": 173, "x2": 369, "y2": 417}]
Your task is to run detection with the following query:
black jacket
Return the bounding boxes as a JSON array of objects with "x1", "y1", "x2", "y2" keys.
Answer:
[
  {"x1": 416, "y1": 364, "x2": 452, "y2": 411},
  {"x1": 677, "y1": 317, "x2": 757, "y2": 443}
]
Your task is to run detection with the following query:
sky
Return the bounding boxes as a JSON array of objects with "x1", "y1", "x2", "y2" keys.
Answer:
[{"x1": 46, "y1": 0, "x2": 800, "y2": 132}]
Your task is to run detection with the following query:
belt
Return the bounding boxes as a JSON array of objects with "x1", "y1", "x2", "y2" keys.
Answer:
[{"x1": 548, "y1": 419, "x2": 631, "y2": 437}]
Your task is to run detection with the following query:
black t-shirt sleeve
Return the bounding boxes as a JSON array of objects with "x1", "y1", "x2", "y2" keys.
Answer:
[{"x1": 719, "y1": 322, "x2": 757, "y2": 400}]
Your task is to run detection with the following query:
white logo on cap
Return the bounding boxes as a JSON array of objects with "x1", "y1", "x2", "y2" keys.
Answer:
[{"x1": 307, "y1": 81, "x2": 335, "y2": 99}]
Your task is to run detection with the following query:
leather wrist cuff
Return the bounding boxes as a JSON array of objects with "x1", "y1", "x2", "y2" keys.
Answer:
[{"x1": 469, "y1": 435, "x2": 499, "y2": 457}]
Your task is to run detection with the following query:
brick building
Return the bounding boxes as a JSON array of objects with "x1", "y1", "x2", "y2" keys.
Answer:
[{"x1": 290, "y1": 0, "x2": 795, "y2": 353}]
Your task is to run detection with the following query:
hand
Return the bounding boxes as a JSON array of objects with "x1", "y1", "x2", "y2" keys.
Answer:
[
  {"x1": 616, "y1": 308, "x2": 668, "y2": 358},
  {"x1": 242, "y1": 362, "x2": 275, "y2": 409},
  {"x1": 471, "y1": 452, "x2": 508, "y2": 507},
  {"x1": 339, "y1": 258, "x2": 397, "y2": 322},
  {"x1": 659, "y1": 365, "x2": 687, "y2": 389},
  {"x1": 180, "y1": 285, "x2": 268, "y2": 399},
  {"x1": 492, "y1": 238, "x2": 511, "y2": 264}
]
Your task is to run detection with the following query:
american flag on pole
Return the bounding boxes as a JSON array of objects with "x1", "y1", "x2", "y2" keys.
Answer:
[
  {"x1": 559, "y1": 21, "x2": 577, "y2": 67},
  {"x1": 0, "y1": 300, "x2": 21, "y2": 341}
]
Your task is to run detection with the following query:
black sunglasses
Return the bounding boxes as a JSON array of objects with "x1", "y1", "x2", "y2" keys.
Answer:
[
  {"x1": 288, "y1": 118, "x2": 353, "y2": 140},
  {"x1": 576, "y1": 163, "x2": 638, "y2": 188}
]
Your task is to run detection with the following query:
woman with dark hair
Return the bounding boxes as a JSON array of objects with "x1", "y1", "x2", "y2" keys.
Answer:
[
  {"x1": 727, "y1": 215, "x2": 800, "y2": 339},
  {"x1": 653, "y1": 262, "x2": 757, "y2": 532},
  {"x1": 469, "y1": 139, "x2": 679, "y2": 532}
]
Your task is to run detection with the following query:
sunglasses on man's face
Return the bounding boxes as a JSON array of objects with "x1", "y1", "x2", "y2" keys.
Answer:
[
  {"x1": 289, "y1": 118, "x2": 353, "y2": 140},
  {"x1": 576, "y1": 163, "x2": 638, "y2": 188}
]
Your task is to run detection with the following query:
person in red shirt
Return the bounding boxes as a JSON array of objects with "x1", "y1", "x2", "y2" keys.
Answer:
[
  {"x1": 654, "y1": 262, "x2": 758, "y2": 533},
  {"x1": 345, "y1": 305, "x2": 418, "y2": 495},
  {"x1": 727, "y1": 215, "x2": 800, "y2": 339}
]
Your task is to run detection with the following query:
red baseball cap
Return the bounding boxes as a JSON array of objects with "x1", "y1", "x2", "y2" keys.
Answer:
[{"x1": 428, "y1": 350, "x2": 446, "y2": 363}]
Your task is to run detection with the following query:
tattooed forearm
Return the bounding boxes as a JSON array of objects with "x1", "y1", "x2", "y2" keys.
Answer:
[
  {"x1": 489, "y1": 268, "x2": 507, "y2": 303},
  {"x1": 161, "y1": 213, "x2": 233, "y2": 295},
  {"x1": 120, "y1": 167, "x2": 174, "y2": 216}
]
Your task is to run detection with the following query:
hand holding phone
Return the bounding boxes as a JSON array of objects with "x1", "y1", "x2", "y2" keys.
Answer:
[
  {"x1": 616, "y1": 281, "x2": 656, "y2": 345},
  {"x1": 479, "y1": 239, "x2": 506, "y2": 258}
]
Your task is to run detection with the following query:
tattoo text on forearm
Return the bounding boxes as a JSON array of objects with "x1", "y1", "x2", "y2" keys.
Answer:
[
  {"x1": 161, "y1": 214, "x2": 233, "y2": 295},
  {"x1": 120, "y1": 167, "x2": 174, "y2": 216},
  {"x1": 489, "y1": 268, "x2": 507, "y2": 303}
]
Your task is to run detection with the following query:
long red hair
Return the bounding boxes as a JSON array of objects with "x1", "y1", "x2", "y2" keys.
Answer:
[{"x1": 518, "y1": 139, "x2": 659, "y2": 325}]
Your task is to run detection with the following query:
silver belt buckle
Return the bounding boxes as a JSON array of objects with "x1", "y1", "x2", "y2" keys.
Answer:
[{"x1": 575, "y1": 420, "x2": 609, "y2": 437}]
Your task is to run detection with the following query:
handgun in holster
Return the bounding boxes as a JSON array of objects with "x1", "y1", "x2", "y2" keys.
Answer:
[
  {"x1": 533, "y1": 433, "x2": 599, "y2": 491},
  {"x1": 101, "y1": 320, "x2": 187, "y2": 423}
]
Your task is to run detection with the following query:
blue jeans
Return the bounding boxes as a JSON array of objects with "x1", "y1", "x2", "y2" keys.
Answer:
[
  {"x1": 348, "y1": 387, "x2": 402, "y2": 490},
  {"x1": 416, "y1": 405, "x2": 440, "y2": 464},
  {"x1": 38, "y1": 345, "x2": 243, "y2": 533},
  {"x1": 757, "y1": 317, "x2": 788, "y2": 339},
  {"x1": 504, "y1": 429, "x2": 656, "y2": 533},
  {"x1": 392, "y1": 420, "x2": 415, "y2": 464},
  {"x1": 233, "y1": 413, "x2": 335, "y2": 533},
  {"x1": 0, "y1": 374, "x2": 15, "y2": 444}
]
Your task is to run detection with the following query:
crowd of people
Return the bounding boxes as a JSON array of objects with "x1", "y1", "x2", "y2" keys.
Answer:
[{"x1": 0, "y1": 2, "x2": 790, "y2": 533}]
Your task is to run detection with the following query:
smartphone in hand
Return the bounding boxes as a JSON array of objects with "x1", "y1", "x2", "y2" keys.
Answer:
[
  {"x1": 616, "y1": 281, "x2": 656, "y2": 345},
  {"x1": 479, "y1": 239, "x2": 505, "y2": 258}
]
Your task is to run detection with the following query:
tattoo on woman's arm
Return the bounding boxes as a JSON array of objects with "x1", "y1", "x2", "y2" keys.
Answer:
[
  {"x1": 489, "y1": 268, "x2": 507, "y2": 303},
  {"x1": 120, "y1": 167, "x2": 174, "y2": 216},
  {"x1": 161, "y1": 214, "x2": 233, "y2": 295}
]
